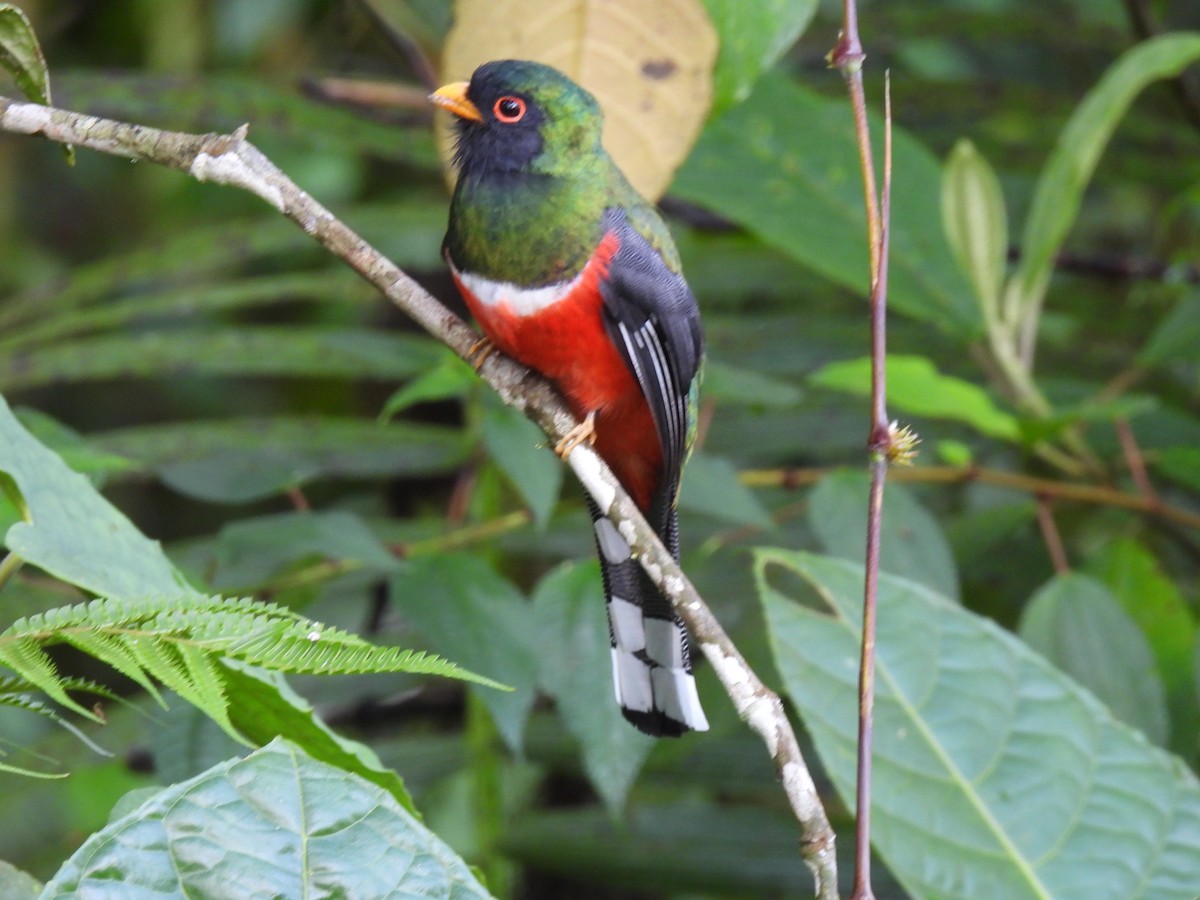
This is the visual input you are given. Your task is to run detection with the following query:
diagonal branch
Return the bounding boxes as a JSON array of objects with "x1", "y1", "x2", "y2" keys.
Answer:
[{"x1": 0, "y1": 95, "x2": 838, "y2": 897}]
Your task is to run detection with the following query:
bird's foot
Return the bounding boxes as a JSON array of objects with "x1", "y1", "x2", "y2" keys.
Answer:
[
  {"x1": 555, "y1": 411, "x2": 597, "y2": 458},
  {"x1": 467, "y1": 337, "x2": 496, "y2": 371}
]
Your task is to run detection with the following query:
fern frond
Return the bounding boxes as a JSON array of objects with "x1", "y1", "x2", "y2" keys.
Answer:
[
  {"x1": 0, "y1": 684, "x2": 114, "y2": 760},
  {"x1": 0, "y1": 594, "x2": 507, "y2": 744}
]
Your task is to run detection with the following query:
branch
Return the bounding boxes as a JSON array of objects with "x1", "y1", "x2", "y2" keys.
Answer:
[
  {"x1": 832, "y1": 3, "x2": 894, "y2": 896},
  {"x1": 742, "y1": 463, "x2": 1200, "y2": 532},
  {"x1": 0, "y1": 95, "x2": 838, "y2": 897}
]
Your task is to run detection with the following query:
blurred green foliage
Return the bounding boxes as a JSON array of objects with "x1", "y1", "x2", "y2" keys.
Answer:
[{"x1": 2, "y1": 0, "x2": 1200, "y2": 897}]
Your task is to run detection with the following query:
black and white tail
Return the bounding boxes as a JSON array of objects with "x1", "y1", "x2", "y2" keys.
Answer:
[{"x1": 589, "y1": 505, "x2": 708, "y2": 736}]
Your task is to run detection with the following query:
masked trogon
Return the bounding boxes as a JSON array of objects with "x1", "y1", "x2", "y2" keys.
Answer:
[{"x1": 432, "y1": 59, "x2": 708, "y2": 736}]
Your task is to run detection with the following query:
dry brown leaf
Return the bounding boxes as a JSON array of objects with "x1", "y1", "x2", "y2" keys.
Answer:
[{"x1": 438, "y1": 0, "x2": 717, "y2": 200}]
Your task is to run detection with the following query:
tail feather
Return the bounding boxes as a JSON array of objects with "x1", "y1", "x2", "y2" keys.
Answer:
[{"x1": 590, "y1": 511, "x2": 708, "y2": 736}]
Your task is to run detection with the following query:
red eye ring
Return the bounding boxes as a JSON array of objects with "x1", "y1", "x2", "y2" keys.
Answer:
[{"x1": 493, "y1": 96, "x2": 527, "y2": 123}]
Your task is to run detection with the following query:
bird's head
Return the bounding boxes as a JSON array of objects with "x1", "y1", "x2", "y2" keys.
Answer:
[{"x1": 431, "y1": 60, "x2": 606, "y2": 179}]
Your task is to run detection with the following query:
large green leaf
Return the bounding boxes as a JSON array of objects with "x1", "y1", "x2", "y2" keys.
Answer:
[
  {"x1": 531, "y1": 562, "x2": 653, "y2": 814},
  {"x1": 808, "y1": 469, "x2": 960, "y2": 601},
  {"x1": 759, "y1": 550, "x2": 1200, "y2": 899},
  {"x1": 0, "y1": 394, "x2": 198, "y2": 600},
  {"x1": 1019, "y1": 573, "x2": 1169, "y2": 748},
  {"x1": 700, "y1": 0, "x2": 817, "y2": 112},
  {"x1": 40, "y1": 739, "x2": 493, "y2": 899},
  {"x1": 673, "y1": 74, "x2": 980, "y2": 337},
  {"x1": 390, "y1": 555, "x2": 539, "y2": 753}
]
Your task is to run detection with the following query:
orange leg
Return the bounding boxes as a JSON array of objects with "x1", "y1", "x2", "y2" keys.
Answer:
[
  {"x1": 467, "y1": 336, "x2": 496, "y2": 371},
  {"x1": 555, "y1": 410, "x2": 597, "y2": 458}
]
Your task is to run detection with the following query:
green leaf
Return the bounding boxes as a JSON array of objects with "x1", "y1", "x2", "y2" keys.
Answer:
[
  {"x1": 379, "y1": 351, "x2": 477, "y2": 421},
  {"x1": 391, "y1": 555, "x2": 537, "y2": 752},
  {"x1": 700, "y1": 0, "x2": 817, "y2": 112},
  {"x1": 217, "y1": 661, "x2": 417, "y2": 814},
  {"x1": 213, "y1": 510, "x2": 400, "y2": 592},
  {"x1": 1020, "y1": 573, "x2": 1169, "y2": 747},
  {"x1": 532, "y1": 562, "x2": 653, "y2": 814},
  {"x1": 0, "y1": 393, "x2": 199, "y2": 600},
  {"x1": 0, "y1": 327, "x2": 441, "y2": 390},
  {"x1": 158, "y1": 449, "x2": 324, "y2": 504},
  {"x1": 1016, "y1": 393, "x2": 1158, "y2": 444},
  {"x1": 92, "y1": 416, "x2": 472, "y2": 491},
  {"x1": 1138, "y1": 290, "x2": 1200, "y2": 366},
  {"x1": 679, "y1": 452, "x2": 774, "y2": 529},
  {"x1": 11, "y1": 408, "x2": 137, "y2": 485},
  {"x1": 0, "y1": 5, "x2": 50, "y2": 106},
  {"x1": 760, "y1": 550, "x2": 1200, "y2": 900},
  {"x1": 0, "y1": 202, "x2": 442, "y2": 334},
  {"x1": 148, "y1": 696, "x2": 245, "y2": 785},
  {"x1": 702, "y1": 359, "x2": 802, "y2": 408},
  {"x1": 942, "y1": 139, "x2": 1008, "y2": 318},
  {"x1": 40, "y1": 739, "x2": 494, "y2": 899},
  {"x1": 673, "y1": 74, "x2": 980, "y2": 337},
  {"x1": 811, "y1": 354, "x2": 1021, "y2": 441},
  {"x1": 0, "y1": 859, "x2": 41, "y2": 900},
  {"x1": 2, "y1": 270, "x2": 378, "y2": 353},
  {"x1": 808, "y1": 469, "x2": 960, "y2": 600},
  {"x1": 482, "y1": 395, "x2": 563, "y2": 528},
  {"x1": 0, "y1": 0, "x2": 67, "y2": 168},
  {"x1": 1009, "y1": 33, "x2": 1200, "y2": 316},
  {"x1": 1086, "y1": 538, "x2": 1199, "y2": 758}
]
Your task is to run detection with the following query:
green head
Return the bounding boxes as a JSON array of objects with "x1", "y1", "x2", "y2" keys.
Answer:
[
  {"x1": 432, "y1": 59, "x2": 607, "y2": 180},
  {"x1": 432, "y1": 60, "x2": 676, "y2": 284}
]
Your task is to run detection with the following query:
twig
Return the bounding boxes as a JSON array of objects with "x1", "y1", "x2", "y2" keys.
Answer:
[
  {"x1": 831, "y1": 3, "x2": 894, "y2": 895},
  {"x1": 0, "y1": 95, "x2": 839, "y2": 897},
  {"x1": 741, "y1": 464, "x2": 1200, "y2": 532},
  {"x1": 301, "y1": 76, "x2": 433, "y2": 112},
  {"x1": 355, "y1": 0, "x2": 440, "y2": 91},
  {"x1": 285, "y1": 486, "x2": 311, "y2": 512},
  {"x1": 1114, "y1": 418, "x2": 1160, "y2": 506},
  {"x1": 1035, "y1": 498, "x2": 1071, "y2": 574}
]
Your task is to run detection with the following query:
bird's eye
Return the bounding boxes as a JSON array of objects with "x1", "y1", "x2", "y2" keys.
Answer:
[{"x1": 493, "y1": 96, "x2": 527, "y2": 123}]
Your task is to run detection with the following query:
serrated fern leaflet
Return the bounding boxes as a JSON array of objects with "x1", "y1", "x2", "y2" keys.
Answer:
[{"x1": 0, "y1": 594, "x2": 509, "y2": 746}]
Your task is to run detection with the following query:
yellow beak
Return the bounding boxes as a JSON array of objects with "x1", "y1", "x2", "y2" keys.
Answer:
[{"x1": 429, "y1": 81, "x2": 484, "y2": 122}]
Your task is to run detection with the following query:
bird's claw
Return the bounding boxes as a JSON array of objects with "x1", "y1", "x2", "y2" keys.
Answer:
[
  {"x1": 468, "y1": 337, "x2": 496, "y2": 371},
  {"x1": 555, "y1": 411, "x2": 597, "y2": 458}
]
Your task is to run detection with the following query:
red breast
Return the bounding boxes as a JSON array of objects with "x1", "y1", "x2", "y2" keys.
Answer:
[{"x1": 451, "y1": 231, "x2": 663, "y2": 510}]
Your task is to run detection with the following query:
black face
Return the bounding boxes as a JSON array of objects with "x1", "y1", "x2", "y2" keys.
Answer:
[{"x1": 453, "y1": 63, "x2": 547, "y2": 176}]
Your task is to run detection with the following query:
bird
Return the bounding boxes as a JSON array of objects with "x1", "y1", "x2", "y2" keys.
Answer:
[{"x1": 431, "y1": 60, "x2": 709, "y2": 736}]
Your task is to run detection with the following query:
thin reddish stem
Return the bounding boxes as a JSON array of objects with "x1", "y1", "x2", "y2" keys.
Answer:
[{"x1": 1036, "y1": 498, "x2": 1071, "y2": 574}]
